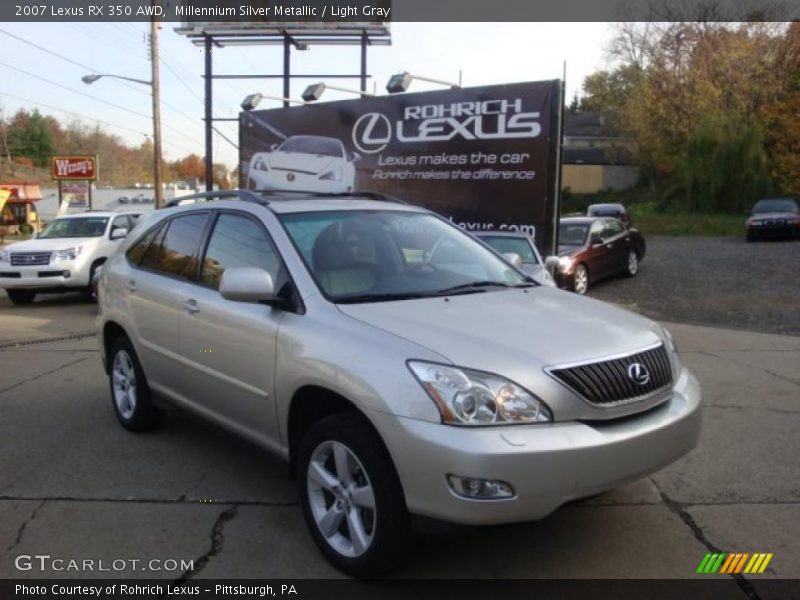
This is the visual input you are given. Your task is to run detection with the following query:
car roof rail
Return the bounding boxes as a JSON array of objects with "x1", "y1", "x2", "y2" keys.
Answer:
[
  {"x1": 164, "y1": 190, "x2": 267, "y2": 208},
  {"x1": 252, "y1": 189, "x2": 407, "y2": 205}
]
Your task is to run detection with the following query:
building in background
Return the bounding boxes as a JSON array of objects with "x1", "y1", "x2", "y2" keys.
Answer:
[{"x1": 562, "y1": 111, "x2": 639, "y2": 194}]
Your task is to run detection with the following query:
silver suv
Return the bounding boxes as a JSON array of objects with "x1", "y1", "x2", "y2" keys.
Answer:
[{"x1": 97, "y1": 191, "x2": 701, "y2": 576}]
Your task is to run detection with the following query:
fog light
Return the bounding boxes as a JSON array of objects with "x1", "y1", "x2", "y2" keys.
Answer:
[{"x1": 447, "y1": 474, "x2": 515, "y2": 500}]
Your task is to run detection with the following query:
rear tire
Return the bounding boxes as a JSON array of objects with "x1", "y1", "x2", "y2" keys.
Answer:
[
  {"x1": 625, "y1": 250, "x2": 639, "y2": 277},
  {"x1": 108, "y1": 337, "x2": 163, "y2": 432},
  {"x1": 6, "y1": 289, "x2": 36, "y2": 305},
  {"x1": 572, "y1": 264, "x2": 589, "y2": 295},
  {"x1": 298, "y1": 412, "x2": 411, "y2": 578}
]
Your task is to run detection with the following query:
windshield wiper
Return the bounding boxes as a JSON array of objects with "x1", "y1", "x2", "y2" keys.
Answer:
[
  {"x1": 335, "y1": 292, "x2": 441, "y2": 304},
  {"x1": 436, "y1": 280, "x2": 532, "y2": 295}
]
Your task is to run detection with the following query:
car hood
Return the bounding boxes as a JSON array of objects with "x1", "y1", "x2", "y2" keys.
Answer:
[
  {"x1": 268, "y1": 151, "x2": 339, "y2": 175},
  {"x1": 337, "y1": 287, "x2": 666, "y2": 420},
  {"x1": 3, "y1": 238, "x2": 98, "y2": 253},
  {"x1": 338, "y1": 286, "x2": 661, "y2": 367},
  {"x1": 558, "y1": 244, "x2": 584, "y2": 257}
]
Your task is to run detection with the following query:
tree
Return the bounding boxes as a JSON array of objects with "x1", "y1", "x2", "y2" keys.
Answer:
[{"x1": 579, "y1": 64, "x2": 642, "y2": 114}]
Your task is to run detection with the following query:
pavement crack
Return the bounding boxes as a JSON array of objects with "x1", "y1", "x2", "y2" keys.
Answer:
[
  {"x1": 5, "y1": 499, "x2": 46, "y2": 553},
  {"x1": 0, "y1": 355, "x2": 94, "y2": 395},
  {"x1": 0, "y1": 494, "x2": 298, "y2": 507},
  {"x1": 707, "y1": 403, "x2": 800, "y2": 415},
  {"x1": 698, "y1": 350, "x2": 800, "y2": 388},
  {"x1": 171, "y1": 504, "x2": 239, "y2": 586},
  {"x1": 651, "y1": 478, "x2": 761, "y2": 600}
]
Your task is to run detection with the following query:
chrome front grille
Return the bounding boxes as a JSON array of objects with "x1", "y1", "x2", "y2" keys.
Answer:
[
  {"x1": 549, "y1": 344, "x2": 673, "y2": 406},
  {"x1": 10, "y1": 252, "x2": 52, "y2": 266}
]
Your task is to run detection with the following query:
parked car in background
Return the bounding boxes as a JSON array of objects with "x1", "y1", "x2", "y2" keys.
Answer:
[
  {"x1": 246, "y1": 135, "x2": 359, "y2": 194},
  {"x1": 556, "y1": 216, "x2": 646, "y2": 294},
  {"x1": 473, "y1": 230, "x2": 555, "y2": 287},
  {"x1": 97, "y1": 190, "x2": 699, "y2": 576},
  {"x1": 587, "y1": 203, "x2": 631, "y2": 226},
  {"x1": 746, "y1": 198, "x2": 800, "y2": 241},
  {"x1": 0, "y1": 211, "x2": 140, "y2": 305}
]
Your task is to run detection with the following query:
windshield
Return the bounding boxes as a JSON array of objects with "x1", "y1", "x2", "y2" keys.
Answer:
[
  {"x1": 39, "y1": 217, "x2": 108, "y2": 239},
  {"x1": 279, "y1": 210, "x2": 530, "y2": 302},
  {"x1": 753, "y1": 199, "x2": 798, "y2": 214},
  {"x1": 559, "y1": 223, "x2": 590, "y2": 246},
  {"x1": 478, "y1": 236, "x2": 538, "y2": 264},
  {"x1": 279, "y1": 137, "x2": 343, "y2": 158}
]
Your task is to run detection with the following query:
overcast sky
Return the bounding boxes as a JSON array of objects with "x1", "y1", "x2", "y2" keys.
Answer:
[{"x1": 0, "y1": 22, "x2": 612, "y2": 169}]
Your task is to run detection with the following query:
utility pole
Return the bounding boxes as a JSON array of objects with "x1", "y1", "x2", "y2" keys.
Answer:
[{"x1": 150, "y1": 14, "x2": 164, "y2": 208}]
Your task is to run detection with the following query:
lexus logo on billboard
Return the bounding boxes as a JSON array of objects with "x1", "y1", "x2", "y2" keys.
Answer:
[
  {"x1": 352, "y1": 112, "x2": 392, "y2": 154},
  {"x1": 351, "y1": 99, "x2": 543, "y2": 154}
]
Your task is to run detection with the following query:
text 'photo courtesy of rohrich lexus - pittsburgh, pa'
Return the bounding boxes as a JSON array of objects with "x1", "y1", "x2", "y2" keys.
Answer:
[{"x1": 96, "y1": 190, "x2": 700, "y2": 577}]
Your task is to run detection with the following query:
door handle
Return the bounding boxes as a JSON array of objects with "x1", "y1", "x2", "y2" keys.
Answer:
[
  {"x1": 182, "y1": 299, "x2": 200, "y2": 314},
  {"x1": 125, "y1": 280, "x2": 137, "y2": 292}
]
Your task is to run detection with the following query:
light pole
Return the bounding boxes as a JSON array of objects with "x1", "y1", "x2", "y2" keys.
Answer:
[{"x1": 82, "y1": 24, "x2": 163, "y2": 207}]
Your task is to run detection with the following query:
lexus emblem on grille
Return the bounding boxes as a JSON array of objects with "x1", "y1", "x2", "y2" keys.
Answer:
[
  {"x1": 26, "y1": 256, "x2": 35, "y2": 263},
  {"x1": 627, "y1": 362, "x2": 650, "y2": 385},
  {"x1": 286, "y1": 172, "x2": 295, "y2": 182}
]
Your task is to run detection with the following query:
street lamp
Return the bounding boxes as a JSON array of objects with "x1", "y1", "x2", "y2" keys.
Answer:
[
  {"x1": 386, "y1": 71, "x2": 461, "y2": 93},
  {"x1": 241, "y1": 93, "x2": 306, "y2": 111},
  {"x1": 82, "y1": 69, "x2": 163, "y2": 208},
  {"x1": 301, "y1": 82, "x2": 375, "y2": 102}
]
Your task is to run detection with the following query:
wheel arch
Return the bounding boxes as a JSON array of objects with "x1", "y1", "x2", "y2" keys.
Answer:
[{"x1": 102, "y1": 321, "x2": 129, "y2": 373}]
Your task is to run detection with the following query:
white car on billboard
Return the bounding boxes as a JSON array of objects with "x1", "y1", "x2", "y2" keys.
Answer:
[{"x1": 246, "y1": 135, "x2": 359, "y2": 194}]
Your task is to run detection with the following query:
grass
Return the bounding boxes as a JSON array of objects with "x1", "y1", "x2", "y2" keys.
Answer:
[
  {"x1": 561, "y1": 189, "x2": 746, "y2": 237},
  {"x1": 628, "y1": 203, "x2": 745, "y2": 237}
]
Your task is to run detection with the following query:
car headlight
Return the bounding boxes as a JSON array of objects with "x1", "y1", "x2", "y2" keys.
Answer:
[
  {"x1": 662, "y1": 327, "x2": 682, "y2": 376},
  {"x1": 319, "y1": 167, "x2": 343, "y2": 181},
  {"x1": 408, "y1": 361, "x2": 552, "y2": 425},
  {"x1": 0, "y1": 249, "x2": 8, "y2": 263},
  {"x1": 52, "y1": 246, "x2": 82, "y2": 261},
  {"x1": 557, "y1": 256, "x2": 574, "y2": 272},
  {"x1": 253, "y1": 158, "x2": 268, "y2": 171}
]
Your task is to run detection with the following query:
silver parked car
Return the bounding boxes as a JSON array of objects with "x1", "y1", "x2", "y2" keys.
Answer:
[
  {"x1": 472, "y1": 230, "x2": 555, "y2": 287},
  {"x1": 97, "y1": 191, "x2": 701, "y2": 577}
]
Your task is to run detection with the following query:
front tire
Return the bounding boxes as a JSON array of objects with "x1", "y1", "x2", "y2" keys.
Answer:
[
  {"x1": 6, "y1": 289, "x2": 36, "y2": 305},
  {"x1": 108, "y1": 337, "x2": 163, "y2": 432},
  {"x1": 298, "y1": 413, "x2": 410, "y2": 578},
  {"x1": 572, "y1": 264, "x2": 589, "y2": 295}
]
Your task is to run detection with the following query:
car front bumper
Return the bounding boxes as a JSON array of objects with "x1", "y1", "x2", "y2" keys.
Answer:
[
  {"x1": 0, "y1": 263, "x2": 89, "y2": 289},
  {"x1": 372, "y1": 367, "x2": 701, "y2": 525},
  {"x1": 248, "y1": 171, "x2": 352, "y2": 194},
  {"x1": 747, "y1": 222, "x2": 800, "y2": 238}
]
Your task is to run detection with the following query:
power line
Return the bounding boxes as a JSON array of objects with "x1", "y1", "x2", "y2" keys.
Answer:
[
  {"x1": 0, "y1": 62, "x2": 151, "y2": 120},
  {"x1": 212, "y1": 126, "x2": 239, "y2": 150}
]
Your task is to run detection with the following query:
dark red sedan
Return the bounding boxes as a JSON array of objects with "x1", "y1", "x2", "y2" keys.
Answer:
[{"x1": 555, "y1": 217, "x2": 646, "y2": 294}]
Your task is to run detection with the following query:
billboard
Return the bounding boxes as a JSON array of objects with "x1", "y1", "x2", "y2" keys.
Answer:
[
  {"x1": 240, "y1": 80, "x2": 562, "y2": 253},
  {"x1": 51, "y1": 156, "x2": 98, "y2": 181}
]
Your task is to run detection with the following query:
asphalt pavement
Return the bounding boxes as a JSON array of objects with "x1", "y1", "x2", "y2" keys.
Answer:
[{"x1": 0, "y1": 292, "x2": 798, "y2": 589}]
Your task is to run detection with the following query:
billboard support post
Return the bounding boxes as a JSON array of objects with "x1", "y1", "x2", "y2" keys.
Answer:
[
  {"x1": 283, "y1": 34, "x2": 291, "y2": 108},
  {"x1": 204, "y1": 34, "x2": 213, "y2": 192},
  {"x1": 360, "y1": 33, "x2": 368, "y2": 93}
]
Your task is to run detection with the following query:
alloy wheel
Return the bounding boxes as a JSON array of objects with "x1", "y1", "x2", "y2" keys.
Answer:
[
  {"x1": 574, "y1": 265, "x2": 588, "y2": 294},
  {"x1": 628, "y1": 251, "x2": 639, "y2": 275},
  {"x1": 112, "y1": 350, "x2": 137, "y2": 420},
  {"x1": 307, "y1": 440, "x2": 376, "y2": 558}
]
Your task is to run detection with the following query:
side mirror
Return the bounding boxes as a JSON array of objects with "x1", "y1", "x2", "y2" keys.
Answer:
[
  {"x1": 110, "y1": 228, "x2": 128, "y2": 240},
  {"x1": 502, "y1": 252, "x2": 523, "y2": 269},
  {"x1": 590, "y1": 235, "x2": 603, "y2": 246},
  {"x1": 270, "y1": 143, "x2": 279, "y2": 151},
  {"x1": 350, "y1": 151, "x2": 361, "y2": 162},
  {"x1": 219, "y1": 267, "x2": 275, "y2": 304},
  {"x1": 544, "y1": 256, "x2": 560, "y2": 273}
]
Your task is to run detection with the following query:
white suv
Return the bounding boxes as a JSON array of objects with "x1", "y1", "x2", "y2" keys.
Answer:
[{"x1": 0, "y1": 211, "x2": 140, "y2": 305}]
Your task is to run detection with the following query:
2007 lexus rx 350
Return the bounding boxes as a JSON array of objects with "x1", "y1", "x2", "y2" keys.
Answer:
[{"x1": 97, "y1": 191, "x2": 701, "y2": 577}]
